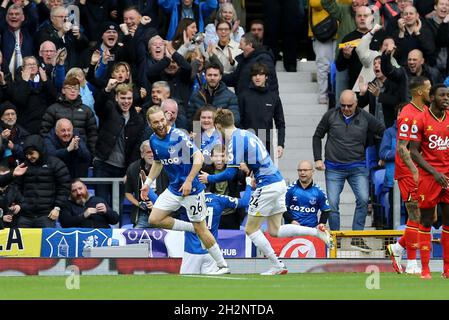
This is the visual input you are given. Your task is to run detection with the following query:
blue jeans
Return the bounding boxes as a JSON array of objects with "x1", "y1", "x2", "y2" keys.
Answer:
[
  {"x1": 135, "y1": 211, "x2": 151, "y2": 229},
  {"x1": 325, "y1": 166, "x2": 369, "y2": 231}
]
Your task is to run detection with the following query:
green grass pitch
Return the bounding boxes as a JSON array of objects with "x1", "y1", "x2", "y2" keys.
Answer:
[{"x1": 0, "y1": 273, "x2": 448, "y2": 300}]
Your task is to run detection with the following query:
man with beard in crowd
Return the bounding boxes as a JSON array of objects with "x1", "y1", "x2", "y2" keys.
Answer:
[{"x1": 59, "y1": 179, "x2": 119, "y2": 228}]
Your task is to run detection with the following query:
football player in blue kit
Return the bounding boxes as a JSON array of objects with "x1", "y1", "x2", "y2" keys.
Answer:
[
  {"x1": 140, "y1": 106, "x2": 229, "y2": 275},
  {"x1": 147, "y1": 176, "x2": 253, "y2": 274},
  {"x1": 284, "y1": 160, "x2": 332, "y2": 233},
  {"x1": 199, "y1": 109, "x2": 333, "y2": 275}
]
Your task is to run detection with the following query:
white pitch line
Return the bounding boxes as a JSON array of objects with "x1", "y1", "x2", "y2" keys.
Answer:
[{"x1": 181, "y1": 275, "x2": 249, "y2": 280}]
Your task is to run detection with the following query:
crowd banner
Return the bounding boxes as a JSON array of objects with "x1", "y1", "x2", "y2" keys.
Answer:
[
  {"x1": 0, "y1": 228, "x2": 42, "y2": 257},
  {"x1": 112, "y1": 229, "x2": 185, "y2": 257},
  {"x1": 217, "y1": 229, "x2": 249, "y2": 258},
  {"x1": 264, "y1": 233, "x2": 327, "y2": 258},
  {"x1": 39, "y1": 228, "x2": 252, "y2": 258},
  {"x1": 41, "y1": 228, "x2": 112, "y2": 258}
]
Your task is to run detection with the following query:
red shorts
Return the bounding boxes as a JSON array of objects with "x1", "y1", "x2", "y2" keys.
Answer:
[
  {"x1": 417, "y1": 170, "x2": 449, "y2": 208},
  {"x1": 398, "y1": 176, "x2": 418, "y2": 202}
]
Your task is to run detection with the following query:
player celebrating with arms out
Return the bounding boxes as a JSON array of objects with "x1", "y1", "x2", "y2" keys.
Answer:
[
  {"x1": 409, "y1": 84, "x2": 449, "y2": 279},
  {"x1": 199, "y1": 109, "x2": 332, "y2": 275},
  {"x1": 140, "y1": 106, "x2": 229, "y2": 275}
]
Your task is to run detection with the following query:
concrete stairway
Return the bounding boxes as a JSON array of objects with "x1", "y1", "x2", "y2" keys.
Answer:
[{"x1": 276, "y1": 60, "x2": 373, "y2": 230}]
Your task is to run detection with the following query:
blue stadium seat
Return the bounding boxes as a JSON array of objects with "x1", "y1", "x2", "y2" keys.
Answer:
[
  {"x1": 330, "y1": 62, "x2": 337, "y2": 91},
  {"x1": 121, "y1": 198, "x2": 134, "y2": 227},
  {"x1": 380, "y1": 190, "x2": 391, "y2": 228},
  {"x1": 121, "y1": 213, "x2": 133, "y2": 227},
  {"x1": 366, "y1": 145, "x2": 379, "y2": 173},
  {"x1": 373, "y1": 169, "x2": 386, "y2": 197},
  {"x1": 397, "y1": 224, "x2": 406, "y2": 230}
]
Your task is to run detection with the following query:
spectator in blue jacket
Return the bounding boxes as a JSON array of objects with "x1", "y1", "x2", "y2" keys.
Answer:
[
  {"x1": 0, "y1": 3, "x2": 38, "y2": 80},
  {"x1": 159, "y1": 0, "x2": 217, "y2": 40},
  {"x1": 44, "y1": 118, "x2": 91, "y2": 179}
]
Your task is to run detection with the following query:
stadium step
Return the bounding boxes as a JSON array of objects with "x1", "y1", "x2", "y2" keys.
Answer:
[
  {"x1": 279, "y1": 82, "x2": 318, "y2": 94},
  {"x1": 277, "y1": 60, "x2": 373, "y2": 230}
]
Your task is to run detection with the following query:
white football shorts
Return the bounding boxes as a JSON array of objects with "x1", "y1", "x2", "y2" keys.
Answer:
[
  {"x1": 153, "y1": 189, "x2": 207, "y2": 222},
  {"x1": 248, "y1": 180, "x2": 287, "y2": 217}
]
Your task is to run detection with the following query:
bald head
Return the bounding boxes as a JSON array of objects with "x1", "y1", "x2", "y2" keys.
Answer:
[
  {"x1": 340, "y1": 90, "x2": 357, "y2": 116},
  {"x1": 409, "y1": 49, "x2": 423, "y2": 60},
  {"x1": 55, "y1": 118, "x2": 74, "y2": 144},
  {"x1": 298, "y1": 160, "x2": 313, "y2": 170},
  {"x1": 297, "y1": 160, "x2": 314, "y2": 185},
  {"x1": 340, "y1": 90, "x2": 357, "y2": 104},
  {"x1": 39, "y1": 41, "x2": 57, "y2": 64},
  {"x1": 408, "y1": 49, "x2": 424, "y2": 74}
]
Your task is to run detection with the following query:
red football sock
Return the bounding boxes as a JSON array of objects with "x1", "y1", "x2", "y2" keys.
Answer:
[
  {"x1": 419, "y1": 225, "x2": 432, "y2": 274},
  {"x1": 405, "y1": 221, "x2": 419, "y2": 260},
  {"x1": 442, "y1": 225, "x2": 449, "y2": 273}
]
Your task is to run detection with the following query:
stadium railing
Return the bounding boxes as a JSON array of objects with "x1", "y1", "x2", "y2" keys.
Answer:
[{"x1": 329, "y1": 230, "x2": 404, "y2": 258}]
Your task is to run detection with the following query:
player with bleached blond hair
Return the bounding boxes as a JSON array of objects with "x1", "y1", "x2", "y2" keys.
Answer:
[{"x1": 140, "y1": 106, "x2": 230, "y2": 275}]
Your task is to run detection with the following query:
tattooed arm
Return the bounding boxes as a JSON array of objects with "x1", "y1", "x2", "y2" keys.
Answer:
[{"x1": 397, "y1": 139, "x2": 418, "y2": 184}]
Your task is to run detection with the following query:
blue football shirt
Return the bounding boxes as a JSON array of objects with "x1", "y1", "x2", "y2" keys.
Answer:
[
  {"x1": 285, "y1": 180, "x2": 330, "y2": 227},
  {"x1": 200, "y1": 129, "x2": 222, "y2": 164},
  {"x1": 150, "y1": 127, "x2": 205, "y2": 196},
  {"x1": 226, "y1": 129, "x2": 283, "y2": 187}
]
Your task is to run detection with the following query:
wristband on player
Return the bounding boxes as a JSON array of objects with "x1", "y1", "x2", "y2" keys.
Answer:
[{"x1": 144, "y1": 177, "x2": 153, "y2": 187}]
